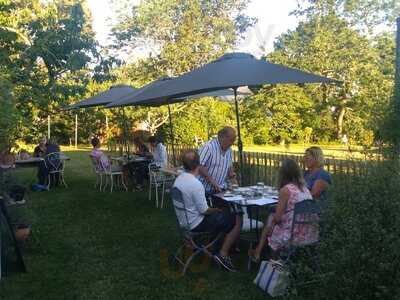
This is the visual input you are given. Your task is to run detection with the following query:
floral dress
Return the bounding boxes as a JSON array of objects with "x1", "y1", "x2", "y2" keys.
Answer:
[{"x1": 268, "y1": 183, "x2": 319, "y2": 251}]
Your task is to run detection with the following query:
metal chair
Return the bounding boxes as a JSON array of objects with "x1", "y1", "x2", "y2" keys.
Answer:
[
  {"x1": 148, "y1": 163, "x2": 174, "y2": 208},
  {"x1": 92, "y1": 154, "x2": 127, "y2": 193},
  {"x1": 282, "y1": 199, "x2": 321, "y2": 270},
  {"x1": 44, "y1": 152, "x2": 67, "y2": 189},
  {"x1": 170, "y1": 187, "x2": 221, "y2": 275},
  {"x1": 89, "y1": 155, "x2": 104, "y2": 190}
]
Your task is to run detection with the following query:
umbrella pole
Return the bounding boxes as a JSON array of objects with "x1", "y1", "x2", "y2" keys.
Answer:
[
  {"x1": 122, "y1": 107, "x2": 129, "y2": 155},
  {"x1": 167, "y1": 102, "x2": 177, "y2": 166},
  {"x1": 234, "y1": 88, "x2": 244, "y2": 185}
]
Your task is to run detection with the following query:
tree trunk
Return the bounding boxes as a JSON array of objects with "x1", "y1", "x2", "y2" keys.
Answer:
[{"x1": 337, "y1": 107, "x2": 346, "y2": 139}]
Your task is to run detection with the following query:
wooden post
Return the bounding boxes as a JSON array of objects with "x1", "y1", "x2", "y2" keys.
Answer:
[
  {"x1": 47, "y1": 115, "x2": 50, "y2": 139},
  {"x1": 395, "y1": 17, "x2": 400, "y2": 153},
  {"x1": 75, "y1": 114, "x2": 78, "y2": 149},
  {"x1": 105, "y1": 115, "x2": 109, "y2": 140}
]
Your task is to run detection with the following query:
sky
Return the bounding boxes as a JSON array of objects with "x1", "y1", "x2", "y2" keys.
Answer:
[{"x1": 86, "y1": 0, "x2": 299, "y2": 59}]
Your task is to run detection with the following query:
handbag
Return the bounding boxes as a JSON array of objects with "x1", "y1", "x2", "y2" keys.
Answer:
[{"x1": 253, "y1": 259, "x2": 290, "y2": 297}]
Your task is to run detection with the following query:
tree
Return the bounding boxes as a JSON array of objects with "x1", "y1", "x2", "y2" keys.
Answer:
[
  {"x1": 0, "y1": 0, "x2": 113, "y2": 144},
  {"x1": 109, "y1": 0, "x2": 255, "y2": 137},
  {"x1": 264, "y1": 6, "x2": 395, "y2": 144}
]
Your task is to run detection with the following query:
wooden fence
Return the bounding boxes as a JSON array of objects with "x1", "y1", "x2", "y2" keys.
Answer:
[
  {"x1": 107, "y1": 139, "x2": 380, "y2": 186},
  {"x1": 167, "y1": 145, "x2": 380, "y2": 186}
]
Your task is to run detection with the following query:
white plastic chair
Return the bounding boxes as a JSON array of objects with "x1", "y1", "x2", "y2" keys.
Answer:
[
  {"x1": 148, "y1": 163, "x2": 175, "y2": 208},
  {"x1": 92, "y1": 154, "x2": 127, "y2": 193}
]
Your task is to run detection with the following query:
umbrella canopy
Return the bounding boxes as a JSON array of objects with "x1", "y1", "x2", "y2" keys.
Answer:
[
  {"x1": 70, "y1": 84, "x2": 137, "y2": 109},
  {"x1": 105, "y1": 78, "x2": 172, "y2": 108},
  {"x1": 112, "y1": 52, "x2": 338, "y2": 106}
]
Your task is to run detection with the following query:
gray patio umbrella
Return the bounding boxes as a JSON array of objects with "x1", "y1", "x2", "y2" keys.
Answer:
[
  {"x1": 69, "y1": 84, "x2": 137, "y2": 108},
  {"x1": 69, "y1": 84, "x2": 137, "y2": 154},
  {"x1": 105, "y1": 53, "x2": 339, "y2": 182},
  {"x1": 106, "y1": 80, "x2": 252, "y2": 165}
]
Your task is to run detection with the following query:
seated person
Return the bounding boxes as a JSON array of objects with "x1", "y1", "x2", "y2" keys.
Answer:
[
  {"x1": 0, "y1": 148, "x2": 15, "y2": 169},
  {"x1": 148, "y1": 136, "x2": 168, "y2": 168},
  {"x1": 45, "y1": 137, "x2": 60, "y2": 155},
  {"x1": 303, "y1": 146, "x2": 332, "y2": 199},
  {"x1": 248, "y1": 159, "x2": 317, "y2": 262},
  {"x1": 173, "y1": 150, "x2": 241, "y2": 272},
  {"x1": 33, "y1": 136, "x2": 47, "y2": 158},
  {"x1": 90, "y1": 137, "x2": 121, "y2": 172},
  {"x1": 133, "y1": 136, "x2": 151, "y2": 158},
  {"x1": 38, "y1": 137, "x2": 61, "y2": 186}
]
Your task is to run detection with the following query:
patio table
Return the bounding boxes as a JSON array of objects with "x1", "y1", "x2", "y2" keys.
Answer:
[{"x1": 214, "y1": 185, "x2": 279, "y2": 240}]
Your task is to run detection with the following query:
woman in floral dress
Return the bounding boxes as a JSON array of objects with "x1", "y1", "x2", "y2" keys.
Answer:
[{"x1": 248, "y1": 159, "x2": 318, "y2": 262}]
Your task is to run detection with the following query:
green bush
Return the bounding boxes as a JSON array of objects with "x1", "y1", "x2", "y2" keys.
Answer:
[{"x1": 292, "y1": 160, "x2": 400, "y2": 299}]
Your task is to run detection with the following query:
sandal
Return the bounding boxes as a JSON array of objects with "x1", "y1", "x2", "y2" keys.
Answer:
[{"x1": 248, "y1": 248, "x2": 260, "y2": 263}]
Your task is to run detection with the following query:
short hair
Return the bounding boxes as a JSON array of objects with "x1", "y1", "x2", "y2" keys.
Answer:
[
  {"x1": 218, "y1": 126, "x2": 236, "y2": 139},
  {"x1": 305, "y1": 146, "x2": 325, "y2": 167},
  {"x1": 181, "y1": 150, "x2": 200, "y2": 171},
  {"x1": 91, "y1": 137, "x2": 100, "y2": 148}
]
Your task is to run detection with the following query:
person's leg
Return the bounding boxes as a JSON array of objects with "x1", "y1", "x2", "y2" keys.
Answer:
[
  {"x1": 219, "y1": 214, "x2": 241, "y2": 257},
  {"x1": 249, "y1": 214, "x2": 273, "y2": 261},
  {"x1": 37, "y1": 162, "x2": 48, "y2": 185}
]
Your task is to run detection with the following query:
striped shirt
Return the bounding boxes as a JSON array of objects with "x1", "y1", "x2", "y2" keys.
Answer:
[{"x1": 198, "y1": 138, "x2": 232, "y2": 193}]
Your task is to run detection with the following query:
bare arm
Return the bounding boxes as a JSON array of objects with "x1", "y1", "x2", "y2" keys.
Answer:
[
  {"x1": 198, "y1": 165, "x2": 222, "y2": 192},
  {"x1": 311, "y1": 179, "x2": 329, "y2": 199},
  {"x1": 264, "y1": 187, "x2": 290, "y2": 236},
  {"x1": 227, "y1": 166, "x2": 238, "y2": 185},
  {"x1": 272, "y1": 186, "x2": 290, "y2": 224}
]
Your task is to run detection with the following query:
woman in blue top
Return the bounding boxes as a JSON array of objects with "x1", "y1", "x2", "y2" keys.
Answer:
[{"x1": 303, "y1": 146, "x2": 332, "y2": 199}]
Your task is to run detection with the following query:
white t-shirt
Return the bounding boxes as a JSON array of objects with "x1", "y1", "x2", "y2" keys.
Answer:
[
  {"x1": 153, "y1": 143, "x2": 168, "y2": 168},
  {"x1": 173, "y1": 172, "x2": 209, "y2": 230}
]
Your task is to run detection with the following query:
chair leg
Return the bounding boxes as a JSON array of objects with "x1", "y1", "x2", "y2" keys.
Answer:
[
  {"x1": 182, "y1": 249, "x2": 202, "y2": 275},
  {"x1": 47, "y1": 174, "x2": 51, "y2": 190},
  {"x1": 102, "y1": 175, "x2": 108, "y2": 192},
  {"x1": 61, "y1": 172, "x2": 67, "y2": 188},
  {"x1": 110, "y1": 175, "x2": 114, "y2": 193},
  {"x1": 155, "y1": 184, "x2": 159, "y2": 208},
  {"x1": 161, "y1": 181, "x2": 166, "y2": 209},
  {"x1": 149, "y1": 181, "x2": 152, "y2": 201},
  {"x1": 99, "y1": 174, "x2": 103, "y2": 191},
  {"x1": 121, "y1": 174, "x2": 128, "y2": 191}
]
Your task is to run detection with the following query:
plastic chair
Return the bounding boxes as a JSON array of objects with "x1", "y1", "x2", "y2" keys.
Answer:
[
  {"x1": 148, "y1": 163, "x2": 174, "y2": 208},
  {"x1": 44, "y1": 152, "x2": 67, "y2": 189},
  {"x1": 170, "y1": 187, "x2": 222, "y2": 275},
  {"x1": 92, "y1": 154, "x2": 127, "y2": 193}
]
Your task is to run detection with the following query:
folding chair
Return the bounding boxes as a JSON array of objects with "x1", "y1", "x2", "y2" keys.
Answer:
[
  {"x1": 148, "y1": 163, "x2": 174, "y2": 208},
  {"x1": 44, "y1": 152, "x2": 67, "y2": 189},
  {"x1": 170, "y1": 187, "x2": 221, "y2": 275}
]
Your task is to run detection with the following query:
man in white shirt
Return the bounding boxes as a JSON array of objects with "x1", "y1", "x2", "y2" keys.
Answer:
[
  {"x1": 148, "y1": 136, "x2": 168, "y2": 168},
  {"x1": 173, "y1": 150, "x2": 241, "y2": 272}
]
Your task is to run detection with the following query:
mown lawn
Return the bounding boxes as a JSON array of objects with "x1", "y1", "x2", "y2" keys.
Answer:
[{"x1": 0, "y1": 149, "x2": 270, "y2": 300}]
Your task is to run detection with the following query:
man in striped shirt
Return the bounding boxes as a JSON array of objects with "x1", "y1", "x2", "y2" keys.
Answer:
[{"x1": 198, "y1": 127, "x2": 238, "y2": 195}]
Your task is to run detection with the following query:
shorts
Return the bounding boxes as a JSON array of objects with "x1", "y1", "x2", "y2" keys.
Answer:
[{"x1": 192, "y1": 211, "x2": 236, "y2": 235}]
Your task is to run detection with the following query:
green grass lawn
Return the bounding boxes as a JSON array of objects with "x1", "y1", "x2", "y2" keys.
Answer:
[{"x1": 0, "y1": 149, "x2": 272, "y2": 300}]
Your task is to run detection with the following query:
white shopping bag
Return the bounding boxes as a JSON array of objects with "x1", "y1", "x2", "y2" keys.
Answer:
[{"x1": 253, "y1": 259, "x2": 289, "y2": 297}]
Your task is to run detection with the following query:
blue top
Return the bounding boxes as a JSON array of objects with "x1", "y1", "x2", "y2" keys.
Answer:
[{"x1": 304, "y1": 168, "x2": 332, "y2": 194}]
